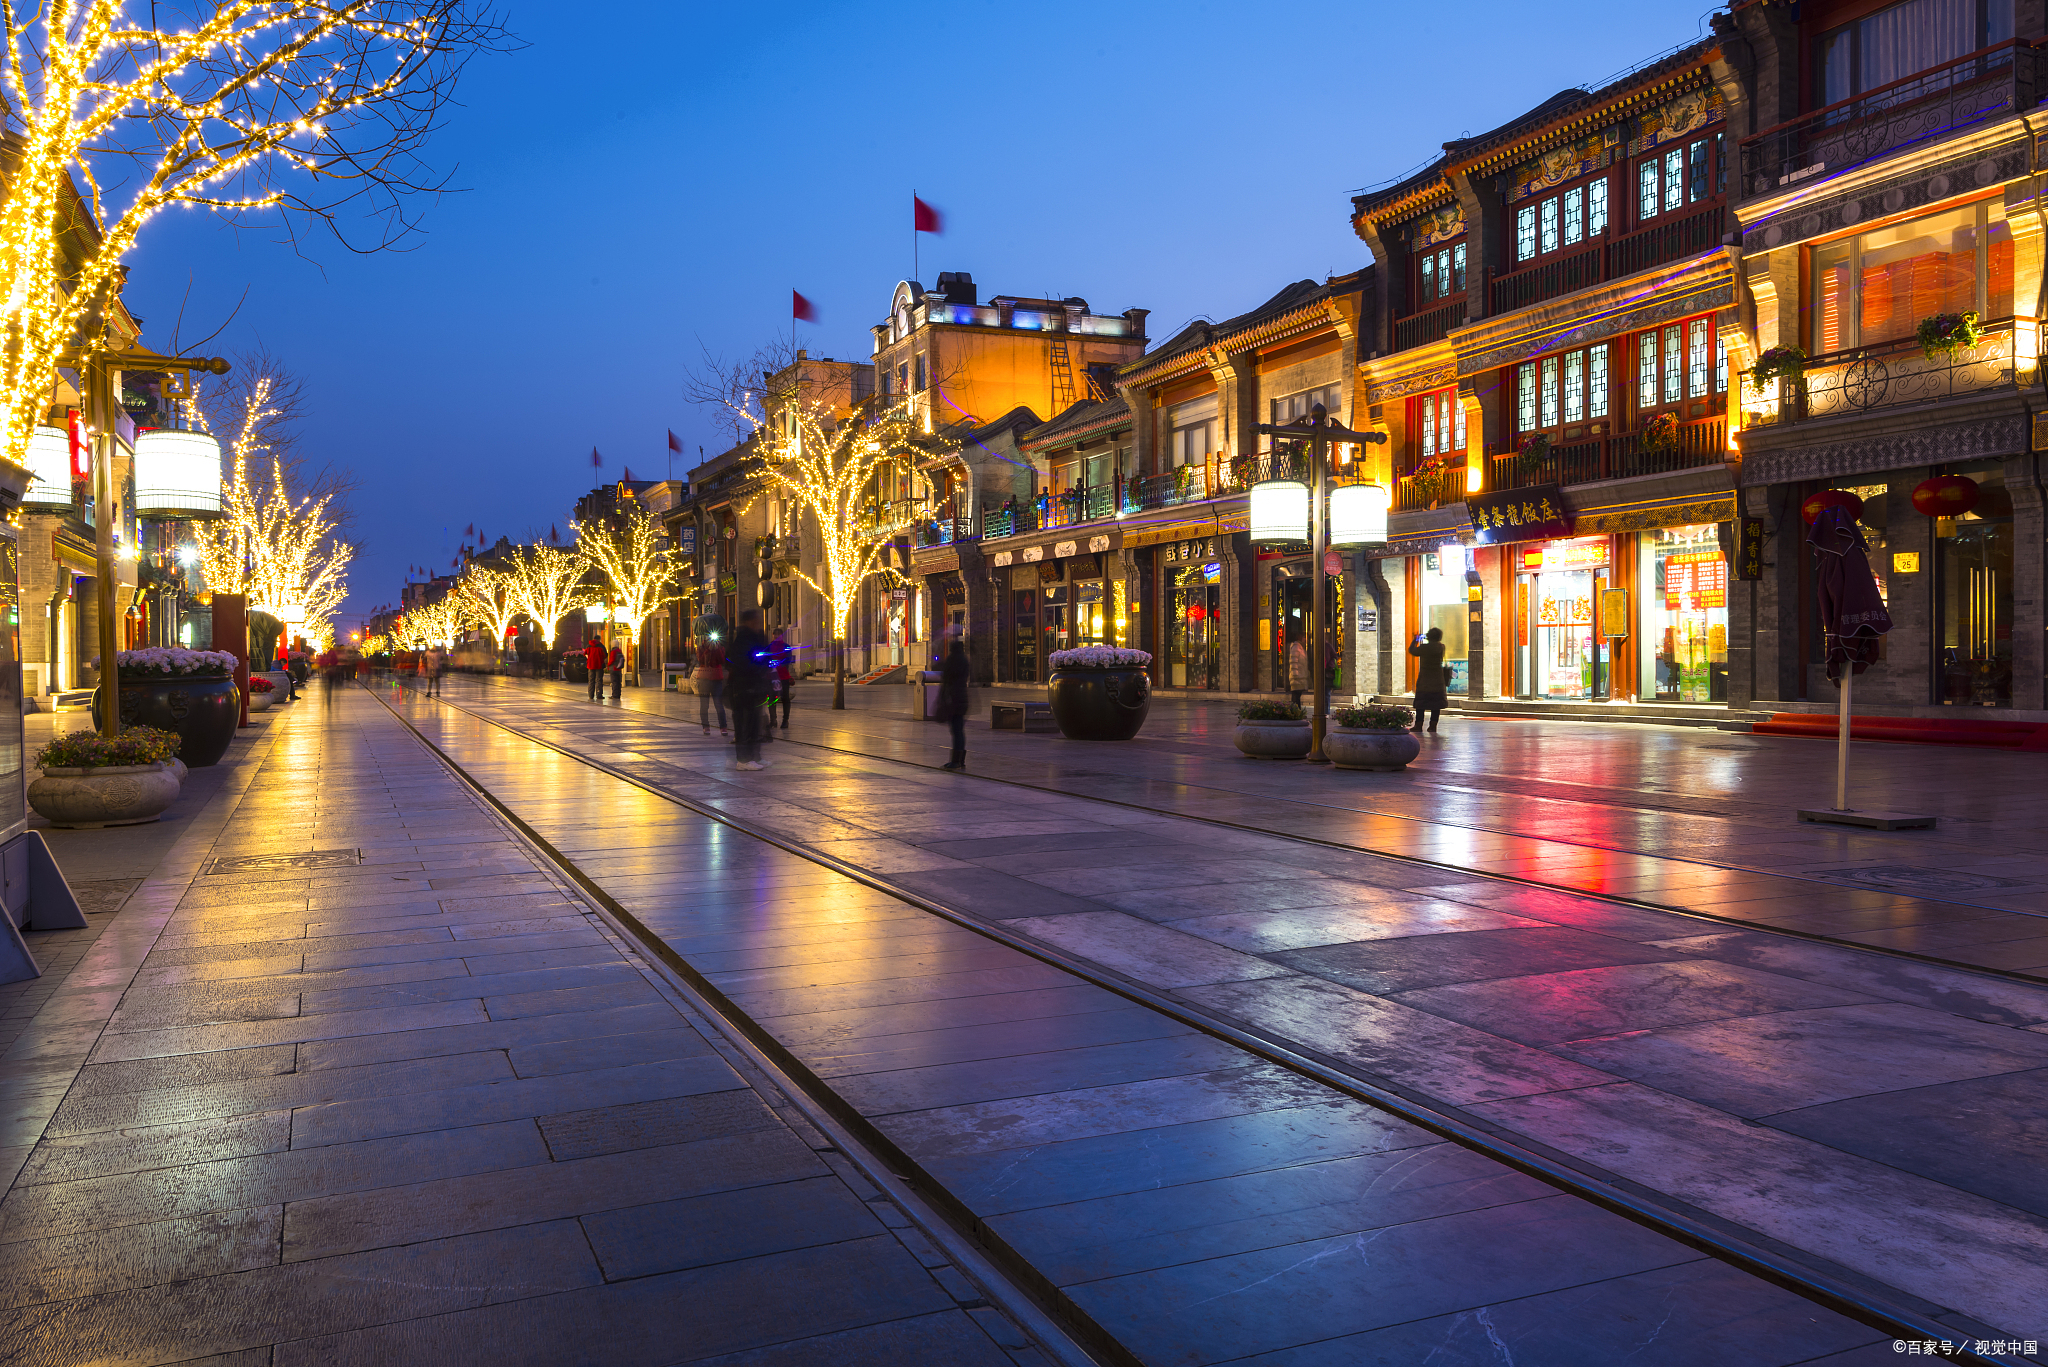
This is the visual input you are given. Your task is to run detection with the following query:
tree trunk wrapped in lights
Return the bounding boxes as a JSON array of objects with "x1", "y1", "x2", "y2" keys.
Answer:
[
  {"x1": 0, "y1": 0, "x2": 503, "y2": 472},
  {"x1": 191, "y1": 377, "x2": 352, "y2": 650},
  {"x1": 502, "y1": 542, "x2": 598, "y2": 650},
  {"x1": 451, "y1": 564, "x2": 520, "y2": 662},
  {"x1": 572, "y1": 506, "x2": 685, "y2": 687},
  {"x1": 742, "y1": 396, "x2": 930, "y2": 709}
]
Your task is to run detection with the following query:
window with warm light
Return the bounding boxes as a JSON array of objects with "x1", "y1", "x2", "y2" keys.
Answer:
[
  {"x1": 1514, "y1": 344, "x2": 1613, "y2": 441},
  {"x1": 1811, "y1": 200, "x2": 2013, "y2": 354}
]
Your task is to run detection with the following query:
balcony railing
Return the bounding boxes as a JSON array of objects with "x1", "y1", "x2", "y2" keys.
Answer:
[
  {"x1": 854, "y1": 498, "x2": 931, "y2": 537},
  {"x1": 1392, "y1": 299, "x2": 1465, "y2": 352},
  {"x1": 1746, "y1": 323, "x2": 2032, "y2": 428},
  {"x1": 913, "y1": 518, "x2": 973, "y2": 548},
  {"x1": 1741, "y1": 41, "x2": 2041, "y2": 192},
  {"x1": 1481, "y1": 416, "x2": 1729, "y2": 493},
  {"x1": 1484, "y1": 205, "x2": 1725, "y2": 318}
]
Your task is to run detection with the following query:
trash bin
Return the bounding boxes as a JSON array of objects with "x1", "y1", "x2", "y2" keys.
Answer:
[{"x1": 919, "y1": 671, "x2": 942, "y2": 720}]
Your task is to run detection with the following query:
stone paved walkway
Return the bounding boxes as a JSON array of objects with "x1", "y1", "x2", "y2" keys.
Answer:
[
  {"x1": 566, "y1": 675, "x2": 2048, "y2": 973},
  {"x1": 0, "y1": 687, "x2": 1045, "y2": 1366},
  {"x1": 386, "y1": 681, "x2": 1912, "y2": 1366},
  {"x1": 413, "y1": 675, "x2": 2048, "y2": 1356}
]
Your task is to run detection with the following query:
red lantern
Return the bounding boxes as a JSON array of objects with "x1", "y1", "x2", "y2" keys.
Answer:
[
  {"x1": 1800, "y1": 488, "x2": 1864, "y2": 524},
  {"x1": 1911, "y1": 474, "x2": 1979, "y2": 518},
  {"x1": 1186, "y1": 604, "x2": 1206, "y2": 621}
]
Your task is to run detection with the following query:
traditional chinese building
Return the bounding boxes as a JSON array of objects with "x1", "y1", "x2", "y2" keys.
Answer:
[
  {"x1": 1721, "y1": 0, "x2": 2048, "y2": 718},
  {"x1": 1352, "y1": 38, "x2": 1742, "y2": 711}
]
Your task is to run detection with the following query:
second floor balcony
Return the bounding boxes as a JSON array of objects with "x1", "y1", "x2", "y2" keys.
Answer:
[
  {"x1": 1742, "y1": 40, "x2": 2044, "y2": 194},
  {"x1": 1477, "y1": 416, "x2": 1729, "y2": 498},
  {"x1": 1743, "y1": 321, "x2": 2034, "y2": 430},
  {"x1": 1485, "y1": 205, "x2": 1727, "y2": 317}
]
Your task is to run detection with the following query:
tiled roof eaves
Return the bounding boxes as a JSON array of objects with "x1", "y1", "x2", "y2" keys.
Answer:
[
  {"x1": 1119, "y1": 281, "x2": 1347, "y2": 386},
  {"x1": 1448, "y1": 39, "x2": 1720, "y2": 175},
  {"x1": 1119, "y1": 296, "x2": 1341, "y2": 389},
  {"x1": 1022, "y1": 402, "x2": 1131, "y2": 451},
  {"x1": 1351, "y1": 158, "x2": 1452, "y2": 221}
]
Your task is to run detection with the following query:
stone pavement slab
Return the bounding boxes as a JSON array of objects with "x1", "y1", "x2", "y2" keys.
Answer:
[
  {"x1": 423, "y1": 674, "x2": 2048, "y2": 1351},
  {"x1": 386, "y1": 681, "x2": 1921, "y2": 1362},
  {"x1": 0, "y1": 689, "x2": 1046, "y2": 1366}
]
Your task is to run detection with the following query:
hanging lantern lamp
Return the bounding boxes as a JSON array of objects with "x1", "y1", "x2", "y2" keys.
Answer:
[
  {"x1": 133, "y1": 427, "x2": 224, "y2": 519},
  {"x1": 1800, "y1": 488, "x2": 1863, "y2": 524},
  {"x1": 1248, "y1": 479, "x2": 1309, "y2": 542},
  {"x1": 1910, "y1": 474, "x2": 1979, "y2": 518},
  {"x1": 22, "y1": 426, "x2": 71, "y2": 507},
  {"x1": 1327, "y1": 482, "x2": 1390, "y2": 545}
]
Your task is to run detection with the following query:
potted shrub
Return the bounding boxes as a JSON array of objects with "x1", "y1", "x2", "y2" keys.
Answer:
[
  {"x1": 1638, "y1": 411, "x2": 1680, "y2": 457},
  {"x1": 247, "y1": 675, "x2": 276, "y2": 712},
  {"x1": 1749, "y1": 345, "x2": 1806, "y2": 387},
  {"x1": 1234, "y1": 700, "x2": 1310, "y2": 759},
  {"x1": 1917, "y1": 310, "x2": 1982, "y2": 361},
  {"x1": 1326, "y1": 703, "x2": 1423, "y2": 771},
  {"x1": 1513, "y1": 433, "x2": 1550, "y2": 480},
  {"x1": 29, "y1": 725, "x2": 183, "y2": 828},
  {"x1": 91, "y1": 647, "x2": 240, "y2": 767},
  {"x1": 1046, "y1": 646, "x2": 1153, "y2": 740}
]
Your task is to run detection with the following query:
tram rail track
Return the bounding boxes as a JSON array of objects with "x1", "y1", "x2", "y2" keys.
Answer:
[
  {"x1": 481, "y1": 672, "x2": 2048, "y2": 992},
  {"x1": 369, "y1": 677, "x2": 2030, "y2": 1366}
]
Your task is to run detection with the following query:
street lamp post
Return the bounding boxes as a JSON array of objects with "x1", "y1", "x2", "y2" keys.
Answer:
[{"x1": 1252, "y1": 404, "x2": 1388, "y2": 764}]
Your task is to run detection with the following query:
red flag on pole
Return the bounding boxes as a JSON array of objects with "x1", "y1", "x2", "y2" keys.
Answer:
[
  {"x1": 667, "y1": 430, "x2": 682, "y2": 454},
  {"x1": 914, "y1": 196, "x2": 942, "y2": 233},
  {"x1": 549, "y1": 525, "x2": 559, "y2": 544},
  {"x1": 791, "y1": 290, "x2": 816, "y2": 322},
  {"x1": 463, "y1": 523, "x2": 475, "y2": 536},
  {"x1": 623, "y1": 466, "x2": 633, "y2": 482},
  {"x1": 590, "y1": 447, "x2": 602, "y2": 469}
]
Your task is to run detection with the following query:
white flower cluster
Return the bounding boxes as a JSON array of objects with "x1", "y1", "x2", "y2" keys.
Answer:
[
  {"x1": 1049, "y1": 646, "x2": 1153, "y2": 670},
  {"x1": 114, "y1": 647, "x2": 238, "y2": 676}
]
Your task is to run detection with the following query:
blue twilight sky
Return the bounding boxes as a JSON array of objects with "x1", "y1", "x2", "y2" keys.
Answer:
[{"x1": 120, "y1": 0, "x2": 1720, "y2": 629}]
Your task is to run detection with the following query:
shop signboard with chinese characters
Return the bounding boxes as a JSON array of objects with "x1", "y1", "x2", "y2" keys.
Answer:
[
  {"x1": 1736, "y1": 517, "x2": 1765, "y2": 581},
  {"x1": 1663, "y1": 548, "x2": 1728, "y2": 611},
  {"x1": 1468, "y1": 484, "x2": 1572, "y2": 544}
]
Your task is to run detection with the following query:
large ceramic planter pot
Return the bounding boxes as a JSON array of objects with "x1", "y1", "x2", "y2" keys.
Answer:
[
  {"x1": 260, "y1": 671, "x2": 294, "y2": 701},
  {"x1": 1325, "y1": 726, "x2": 1422, "y2": 772},
  {"x1": 1235, "y1": 719, "x2": 1311, "y2": 759},
  {"x1": 1047, "y1": 667, "x2": 1151, "y2": 741},
  {"x1": 92, "y1": 673, "x2": 239, "y2": 768},
  {"x1": 29, "y1": 762, "x2": 181, "y2": 828},
  {"x1": 247, "y1": 687, "x2": 274, "y2": 713}
]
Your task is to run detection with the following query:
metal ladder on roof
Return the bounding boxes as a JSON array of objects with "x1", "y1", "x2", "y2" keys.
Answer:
[{"x1": 1048, "y1": 332, "x2": 1077, "y2": 414}]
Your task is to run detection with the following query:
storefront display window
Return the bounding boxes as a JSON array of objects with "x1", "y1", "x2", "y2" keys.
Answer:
[
  {"x1": 1640, "y1": 525, "x2": 1728, "y2": 702},
  {"x1": 1167, "y1": 562, "x2": 1220, "y2": 688},
  {"x1": 1275, "y1": 570, "x2": 1342, "y2": 696},
  {"x1": 1074, "y1": 579, "x2": 1107, "y2": 645},
  {"x1": 1040, "y1": 584, "x2": 1071, "y2": 669},
  {"x1": 1936, "y1": 467, "x2": 2013, "y2": 706},
  {"x1": 1418, "y1": 546, "x2": 1471, "y2": 695},
  {"x1": 1012, "y1": 588, "x2": 1036, "y2": 681},
  {"x1": 1515, "y1": 538, "x2": 1608, "y2": 699}
]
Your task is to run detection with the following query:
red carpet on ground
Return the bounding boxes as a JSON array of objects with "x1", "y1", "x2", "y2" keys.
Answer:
[{"x1": 1753, "y1": 712, "x2": 2048, "y2": 750}]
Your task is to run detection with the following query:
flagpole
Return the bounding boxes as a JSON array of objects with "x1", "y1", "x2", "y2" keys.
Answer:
[{"x1": 912, "y1": 189, "x2": 918, "y2": 283}]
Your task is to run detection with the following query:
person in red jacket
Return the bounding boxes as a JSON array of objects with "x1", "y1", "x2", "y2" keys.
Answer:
[{"x1": 583, "y1": 637, "x2": 606, "y2": 701}]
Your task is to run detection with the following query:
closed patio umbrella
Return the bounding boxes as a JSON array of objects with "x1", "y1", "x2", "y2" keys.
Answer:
[{"x1": 1808, "y1": 504, "x2": 1891, "y2": 814}]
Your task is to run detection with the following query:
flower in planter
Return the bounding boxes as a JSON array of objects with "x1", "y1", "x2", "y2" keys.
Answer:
[
  {"x1": 1639, "y1": 411, "x2": 1680, "y2": 455},
  {"x1": 102, "y1": 647, "x2": 238, "y2": 677},
  {"x1": 1513, "y1": 432, "x2": 1551, "y2": 478},
  {"x1": 1916, "y1": 310, "x2": 1982, "y2": 361},
  {"x1": 1237, "y1": 700, "x2": 1306, "y2": 721},
  {"x1": 36, "y1": 725, "x2": 181, "y2": 770},
  {"x1": 1049, "y1": 646, "x2": 1153, "y2": 670},
  {"x1": 248, "y1": 676, "x2": 275, "y2": 693},
  {"x1": 1332, "y1": 703, "x2": 1414, "y2": 730},
  {"x1": 1749, "y1": 345, "x2": 1806, "y2": 386}
]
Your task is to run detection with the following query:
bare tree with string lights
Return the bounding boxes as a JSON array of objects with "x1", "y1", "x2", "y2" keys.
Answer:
[
  {"x1": 740, "y1": 395, "x2": 931, "y2": 709},
  {"x1": 0, "y1": 0, "x2": 505, "y2": 468}
]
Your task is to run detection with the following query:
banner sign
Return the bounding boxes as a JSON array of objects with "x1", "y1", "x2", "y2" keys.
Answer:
[{"x1": 1467, "y1": 484, "x2": 1572, "y2": 543}]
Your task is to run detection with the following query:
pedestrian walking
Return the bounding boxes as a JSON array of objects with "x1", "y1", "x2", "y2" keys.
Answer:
[
  {"x1": 1409, "y1": 627, "x2": 1447, "y2": 733},
  {"x1": 583, "y1": 638, "x2": 606, "y2": 701},
  {"x1": 938, "y1": 634, "x2": 970, "y2": 771},
  {"x1": 607, "y1": 642, "x2": 625, "y2": 701},
  {"x1": 727, "y1": 610, "x2": 772, "y2": 770},
  {"x1": 770, "y1": 629, "x2": 794, "y2": 730},
  {"x1": 424, "y1": 644, "x2": 446, "y2": 698},
  {"x1": 695, "y1": 634, "x2": 728, "y2": 734}
]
